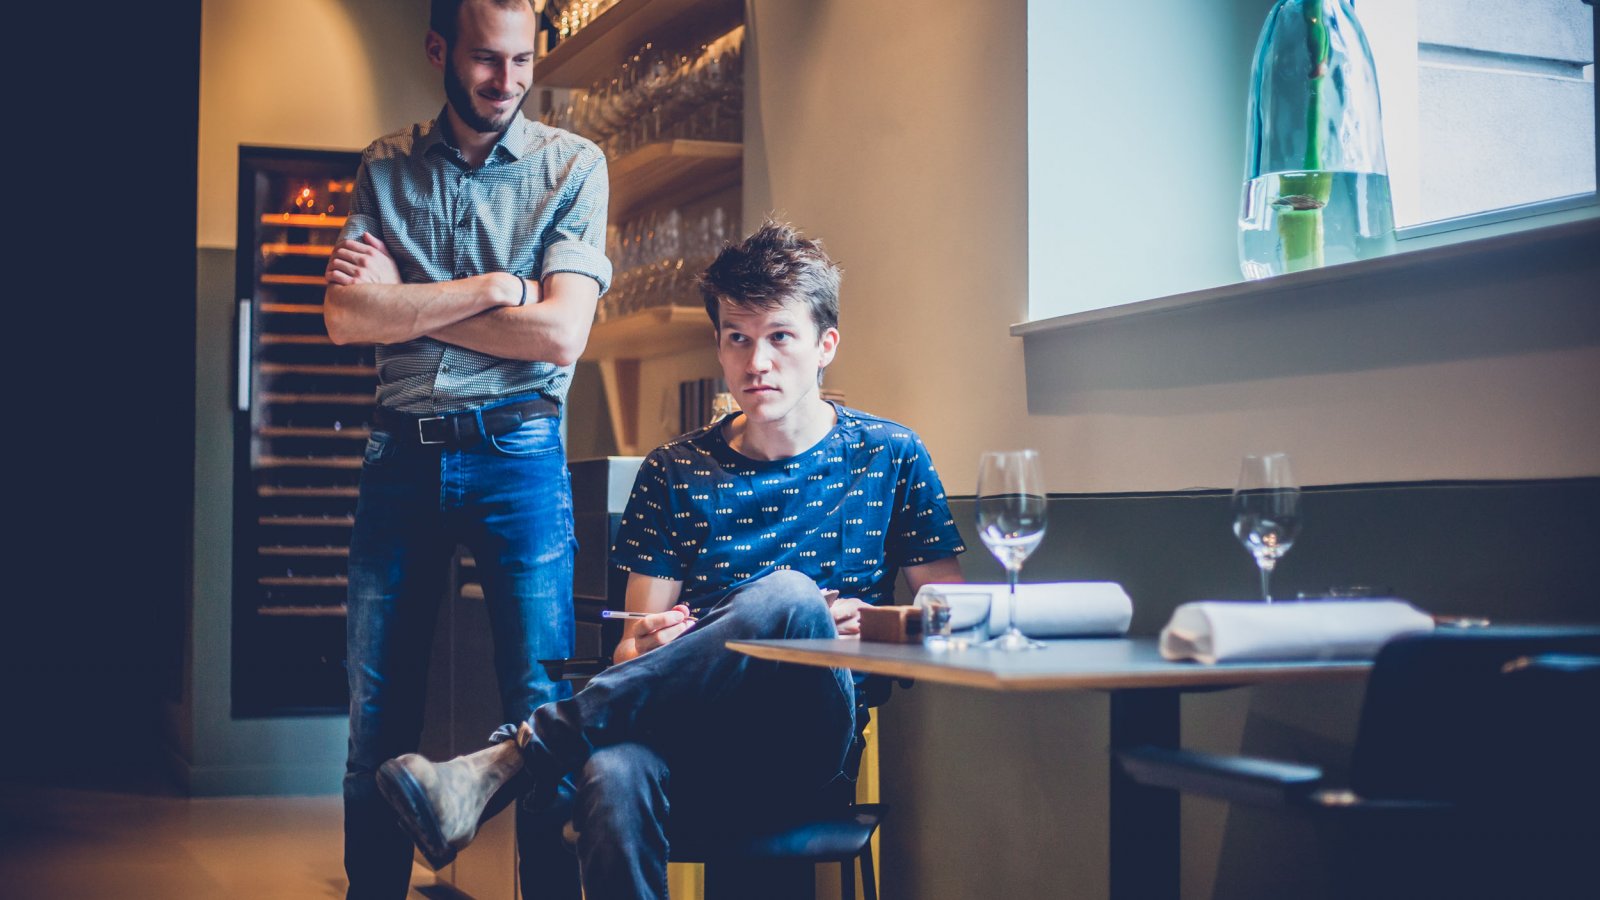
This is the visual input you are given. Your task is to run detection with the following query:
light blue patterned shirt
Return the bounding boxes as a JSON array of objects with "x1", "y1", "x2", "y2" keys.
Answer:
[{"x1": 338, "y1": 109, "x2": 611, "y2": 413}]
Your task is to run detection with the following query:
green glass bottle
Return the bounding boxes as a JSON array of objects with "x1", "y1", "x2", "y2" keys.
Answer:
[{"x1": 1239, "y1": 0, "x2": 1395, "y2": 279}]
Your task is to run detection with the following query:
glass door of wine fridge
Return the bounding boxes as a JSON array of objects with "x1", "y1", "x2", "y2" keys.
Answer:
[{"x1": 232, "y1": 146, "x2": 366, "y2": 717}]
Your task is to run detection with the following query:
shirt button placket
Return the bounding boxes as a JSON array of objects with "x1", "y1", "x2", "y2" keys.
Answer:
[{"x1": 453, "y1": 172, "x2": 473, "y2": 284}]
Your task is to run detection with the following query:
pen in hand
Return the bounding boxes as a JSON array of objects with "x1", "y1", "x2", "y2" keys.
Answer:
[{"x1": 601, "y1": 609, "x2": 699, "y2": 628}]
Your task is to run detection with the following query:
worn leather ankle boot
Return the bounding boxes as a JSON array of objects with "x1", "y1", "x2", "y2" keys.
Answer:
[{"x1": 377, "y1": 738, "x2": 526, "y2": 869}]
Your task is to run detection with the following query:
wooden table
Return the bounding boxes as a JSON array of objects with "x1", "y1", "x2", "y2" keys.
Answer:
[{"x1": 728, "y1": 637, "x2": 1372, "y2": 900}]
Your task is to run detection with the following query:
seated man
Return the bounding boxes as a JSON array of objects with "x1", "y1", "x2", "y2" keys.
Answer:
[{"x1": 376, "y1": 221, "x2": 966, "y2": 899}]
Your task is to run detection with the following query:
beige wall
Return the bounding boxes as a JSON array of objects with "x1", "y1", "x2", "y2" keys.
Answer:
[
  {"x1": 746, "y1": 0, "x2": 1600, "y2": 495},
  {"x1": 744, "y1": 0, "x2": 1035, "y2": 488},
  {"x1": 197, "y1": 0, "x2": 1600, "y2": 492},
  {"x1": 198, "y1": 0, "x2": 438, "y2": 248}
]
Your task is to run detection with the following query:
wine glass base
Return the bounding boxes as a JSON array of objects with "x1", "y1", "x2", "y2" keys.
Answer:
[{"x1": 982, "y1": 629, "x2": 1046, "y2": 651}]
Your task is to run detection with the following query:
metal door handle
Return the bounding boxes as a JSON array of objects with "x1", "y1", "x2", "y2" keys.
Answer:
[{"x1": 237, "y1": 298, "x2": 252, "y2": 412}]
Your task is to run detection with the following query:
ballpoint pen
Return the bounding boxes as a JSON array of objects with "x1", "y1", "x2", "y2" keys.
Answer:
[{"x1": 601, "y1": 609, "x2": 699, "y2": 626}]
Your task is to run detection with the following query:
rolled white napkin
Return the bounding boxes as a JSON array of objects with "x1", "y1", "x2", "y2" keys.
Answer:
[
  {"x1": 913, "y1": 582, "x2": 1133, "y2": 638},
  {"x1": 1159, "y1": 599, "x2": 1435, "y2": 664}
]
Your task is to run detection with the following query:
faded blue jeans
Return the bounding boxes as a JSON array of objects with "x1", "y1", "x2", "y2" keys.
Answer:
[
  {"x1": 344, "y1": 402, "x2": 577, "y2": 900},
  {"x1": 503, "y1": 569, "x2": 858, "y2": 900}
]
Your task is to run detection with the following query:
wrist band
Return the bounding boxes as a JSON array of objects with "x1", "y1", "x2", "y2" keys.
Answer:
[{"x1": 515, "y1": 274, "x2": 528, "y2": 307}]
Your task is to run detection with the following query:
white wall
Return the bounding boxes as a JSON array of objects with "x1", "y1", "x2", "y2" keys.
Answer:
[{"x1": 748, "y1": 0, "x2": 1600, "y2": 496}]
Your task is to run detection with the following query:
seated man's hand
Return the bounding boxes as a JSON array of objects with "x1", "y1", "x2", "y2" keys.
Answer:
[
  {"x1": 624, "y1": 604, "x2": 697, "y2": 658},
  {"x1": 829, "y1": 597, "x2": 867, "y2": 636},
  {"x1": 326, "y1": 232, "x2": 400, "y2": 285}
]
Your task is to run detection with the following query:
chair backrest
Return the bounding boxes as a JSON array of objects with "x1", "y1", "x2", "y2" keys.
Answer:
[{"x1": 1350, "y1": 625, "x2": 1600, "y2": 807}]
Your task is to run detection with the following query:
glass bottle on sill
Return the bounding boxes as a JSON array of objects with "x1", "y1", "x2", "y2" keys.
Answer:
[{"x1": 1239, "y1": 0, "x2": 1395, "y2": 280}]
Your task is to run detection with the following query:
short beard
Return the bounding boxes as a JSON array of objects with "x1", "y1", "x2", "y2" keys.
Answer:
[{"x1": 443, "y1": 54, "x2": 524, "y2": 135}]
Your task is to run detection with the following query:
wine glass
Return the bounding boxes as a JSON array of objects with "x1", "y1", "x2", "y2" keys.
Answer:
[
  {"x1": 976, "y1": 450, "x2": 1048, "y2": 651},
  {"x1": 1231, "y1": 453, "x2": 1302, "y2": 602}
]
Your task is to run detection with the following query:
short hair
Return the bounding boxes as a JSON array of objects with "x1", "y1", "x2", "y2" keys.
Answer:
[
  {"x1": 698, "y1": 220, "x2": 842, "y2": 337},
  {"x1": 430, "y1": 0, "x2": 534, "y2": 46}
]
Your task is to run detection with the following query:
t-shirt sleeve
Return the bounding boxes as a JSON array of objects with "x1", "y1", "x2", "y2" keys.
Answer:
[
  {"x1": 541, "y1": 146, "x2": 613, "y2": 294},
  {"x1": 887, "y1": 436, "x2": 967, "y2": 567},
  {"x1": 610, "y1": 453, "x2": 683, "y2": 580}
]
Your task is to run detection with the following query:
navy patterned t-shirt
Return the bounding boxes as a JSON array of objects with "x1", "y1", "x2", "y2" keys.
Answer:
[{"x1": 611, "y1": 405, "x2": 966, "y2": 611}]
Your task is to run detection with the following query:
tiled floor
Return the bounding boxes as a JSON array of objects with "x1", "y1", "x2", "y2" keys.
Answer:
[{"x1": 0, "y1": 781, "x2": 441, "y2": 899}]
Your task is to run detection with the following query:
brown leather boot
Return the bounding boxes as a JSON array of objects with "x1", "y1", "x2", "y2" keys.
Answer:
[{"x1": 376, "y1": 736, "x2": 527, "y2": 870}]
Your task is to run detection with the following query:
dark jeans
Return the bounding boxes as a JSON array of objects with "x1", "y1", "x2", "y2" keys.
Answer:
[
  {"x1": 344, "y1": 406, "x2": 577, "y2": 900},
  {"x1": 508, "y1": 570, "x2": 857, "y2": 900}
]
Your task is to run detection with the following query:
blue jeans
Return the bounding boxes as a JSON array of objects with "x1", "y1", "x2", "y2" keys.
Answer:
[
  {"x1": 507, "y1": 570, "x2": 858, "y2": 900},
  {"x1": 343, "y1": 404, "x2": 577, "y2": 900}
]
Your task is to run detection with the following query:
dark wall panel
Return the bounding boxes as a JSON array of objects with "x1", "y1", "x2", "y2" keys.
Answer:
[{"x1": 944, "y1": 479, "x2": 1600, "y2": 632}]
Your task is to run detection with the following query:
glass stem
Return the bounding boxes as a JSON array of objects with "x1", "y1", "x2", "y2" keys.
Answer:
[
  {"x1": 1257, "y1": 556, "x2": 1276, "y2": 603},
  {"x1": 1007, "y1": 566, "x2": 1020, "y2": 632}
]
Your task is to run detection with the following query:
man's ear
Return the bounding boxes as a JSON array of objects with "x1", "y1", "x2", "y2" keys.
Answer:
[
  {"x1": 819, "y1": 327, "x2": 840, "y2": 369},
  {"x1": 425, "y1": 30, "x2": 448, "y2": 71}
]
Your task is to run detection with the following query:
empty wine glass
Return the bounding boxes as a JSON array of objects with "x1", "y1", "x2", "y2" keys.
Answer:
[
  {"x1": 976, "y1": 450, "x2": 1048, "y2": 651},
  {"x1": 1231, "y1": 453, "x2": 1302, "y2": 602}
]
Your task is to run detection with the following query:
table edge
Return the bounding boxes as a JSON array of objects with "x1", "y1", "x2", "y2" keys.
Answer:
[{"x1": 726, "y1": 640, "x2": 1373, "y2": 692}]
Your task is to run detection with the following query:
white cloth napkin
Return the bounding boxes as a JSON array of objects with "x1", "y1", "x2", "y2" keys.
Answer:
[
  {"x1": 913, "y1": 582, "x2": 1134, "y2": 637},
  {"x1": 1159, "y1": 599, "x2": 1435, "y2": 664}
]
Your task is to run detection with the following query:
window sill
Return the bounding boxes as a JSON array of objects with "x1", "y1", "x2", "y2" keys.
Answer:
[
  {"x1": 1395, "y1": 193, "x2": 1596, "y2": 242},
  {"x1": 1012, "y1": 215, "x2": 1598, "y2": 337}
]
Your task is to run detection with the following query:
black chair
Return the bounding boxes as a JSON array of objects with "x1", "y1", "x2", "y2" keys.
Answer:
[
  {"x1": 540, "y1": 657, "x2": 887, "y2": 900},
  {"x1": 1117, "y1": 626, "x2": 1600, "y2": 900}
]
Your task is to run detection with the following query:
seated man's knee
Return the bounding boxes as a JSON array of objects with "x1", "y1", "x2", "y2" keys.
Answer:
[{"x1": 729, "y1": 569, "x2": 834, "y2": 637}]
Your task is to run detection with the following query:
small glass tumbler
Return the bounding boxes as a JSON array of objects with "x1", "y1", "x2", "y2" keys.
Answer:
[{"x1": 918, "y1": 594, "x2": 953, "y2": 650}]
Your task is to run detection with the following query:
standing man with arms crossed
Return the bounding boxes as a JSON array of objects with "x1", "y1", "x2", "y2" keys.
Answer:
[
  {"x1": 374, "y1": 222, "x2": 967, "y2": 899},
  {"x1": 323, "y1": 2, "x2": 609, "y2": 897}
]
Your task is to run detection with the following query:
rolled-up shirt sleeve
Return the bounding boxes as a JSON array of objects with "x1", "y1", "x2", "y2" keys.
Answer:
[
  {"x1": 541, "y1": 150, "x2": 612, "y2": 294},
  {"x1": 335, "y1": 155, "x2": 382, "y2": 245}
]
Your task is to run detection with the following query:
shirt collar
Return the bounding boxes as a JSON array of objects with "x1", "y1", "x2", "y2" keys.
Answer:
[{"x1": 416, "y1": 107, "x2": 533, "y2": 164}]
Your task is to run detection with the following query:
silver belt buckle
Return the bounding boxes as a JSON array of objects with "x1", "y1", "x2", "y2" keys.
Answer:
[{"x1": 417, "y1": 416, "x2": 447, "y2": 445}]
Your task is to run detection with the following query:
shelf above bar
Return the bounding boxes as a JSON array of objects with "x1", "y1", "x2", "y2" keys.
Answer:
[
  {"x1": 258, "y1": 363, "x2": 377, "y2": 377},
  {"x1": 257, "y1": 605, "x2": 349, "y2": 617},
  {"x1": 582, "y1": 304, "x2": 709, "y2": 360},
  {"x1": 260, "y1": 213, "x2": 347, "y2": 229},
  {"x1": 609, "y1": 139, "x2": 742, "y2": 221},
  {"x1": 261, "y1": 274, "x2": 328, "y2": 286},
  {"x1": 580, "y1": 304, "x2": 713, "y2": 454},
  {"x1": 534, "y1": 0, "x2": 742, "y2": 88}
]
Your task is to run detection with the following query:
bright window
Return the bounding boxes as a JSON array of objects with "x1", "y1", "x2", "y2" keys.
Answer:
[{"x1": 1361, "y1": 0, "x2": 1595, "y2": 230}]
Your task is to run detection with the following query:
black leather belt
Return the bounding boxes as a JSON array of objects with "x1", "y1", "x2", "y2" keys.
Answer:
[{"x1": 375, "y1": 397, "x2": 560, "y2": 449}]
